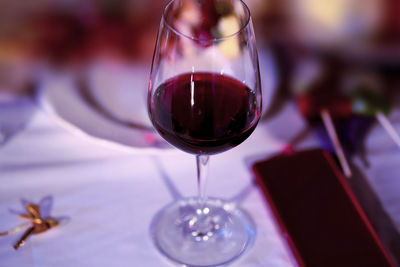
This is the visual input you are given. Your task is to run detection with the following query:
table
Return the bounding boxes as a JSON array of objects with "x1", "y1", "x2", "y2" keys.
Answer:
[{"x1": 1, "y1": 94, "x2": 399, "y2": 266}]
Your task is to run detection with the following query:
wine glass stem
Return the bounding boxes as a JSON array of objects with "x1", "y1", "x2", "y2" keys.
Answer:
[{"x1": 196, "y1": 155, "x2": 209, "y2": 207}]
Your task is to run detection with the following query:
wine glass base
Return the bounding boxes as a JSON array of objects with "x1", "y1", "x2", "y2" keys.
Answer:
[{"x1": 150, "y1": 197, "x2": 256, "y2": 267}]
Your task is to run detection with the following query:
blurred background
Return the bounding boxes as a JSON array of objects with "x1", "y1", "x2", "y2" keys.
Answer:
[
  {"x1": 1, "y1": 0, "x2": 399, "y2": 150},
  {"x1": 0, "y1": 0, "x2": 399, "y2": 100},
  {"x1": 0, "y1": 0, "x2": 399, "y2": 146}
]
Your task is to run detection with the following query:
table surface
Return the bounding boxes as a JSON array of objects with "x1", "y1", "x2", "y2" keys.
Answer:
[{"x1": 1, "y1": 93, "x2": 399, "y2": 267}]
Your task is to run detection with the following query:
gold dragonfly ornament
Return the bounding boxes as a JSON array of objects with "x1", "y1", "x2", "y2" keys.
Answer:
[{"x1": 0, "y1": 203, "x2": 59, "y2": 250}]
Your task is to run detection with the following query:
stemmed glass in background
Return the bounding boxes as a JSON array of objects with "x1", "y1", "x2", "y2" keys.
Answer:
[{"x1": 148, "y1": 0, "x2": 262, "y2": 266}]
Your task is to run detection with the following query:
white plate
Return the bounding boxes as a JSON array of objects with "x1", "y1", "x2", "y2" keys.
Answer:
[
  {"x1": 38, "y1": 51, "x2": 277, "y2": 153},
  {"x1": 38, "y1": 63, "x2": 173, "y2": 154}
]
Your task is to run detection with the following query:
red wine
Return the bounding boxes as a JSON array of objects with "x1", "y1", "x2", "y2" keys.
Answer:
[{"x1": 149, "y1": 72, "x2": 259, "y2": 154}]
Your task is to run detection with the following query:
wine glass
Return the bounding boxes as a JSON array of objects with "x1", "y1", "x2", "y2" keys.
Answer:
[{"x1": 148, "y1": 0, "x2": 262, "y2": 266}]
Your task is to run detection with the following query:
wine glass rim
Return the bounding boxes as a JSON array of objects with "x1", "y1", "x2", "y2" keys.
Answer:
[{"x1": 162, "y1": 0, "x2": 251, "y2": 42}]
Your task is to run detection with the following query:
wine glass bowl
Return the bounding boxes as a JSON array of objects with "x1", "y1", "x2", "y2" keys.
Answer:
[
  {"x1": 148, "y1": 0, "x2": 261, "y2": 266},
  {"x1": 149, "y1": 0, "x2": 261, "y2": 155}
]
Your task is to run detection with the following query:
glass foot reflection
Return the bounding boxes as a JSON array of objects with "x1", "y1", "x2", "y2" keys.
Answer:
[{"x1": 151, "y1": 198, "x2": 256, "y2": 267}]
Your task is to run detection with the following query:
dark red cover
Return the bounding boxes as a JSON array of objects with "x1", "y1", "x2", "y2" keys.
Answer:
[{"x1": 252, "y1": 149, "x2": 394, "y2": 267}]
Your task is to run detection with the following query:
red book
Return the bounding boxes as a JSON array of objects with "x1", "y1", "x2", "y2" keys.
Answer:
[{"x1": 253, "y1": 149, "x2": 395, "y2": 266}]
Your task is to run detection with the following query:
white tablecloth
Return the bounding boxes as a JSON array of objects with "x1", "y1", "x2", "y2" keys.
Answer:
[{"x1": 1, "y1": 96, "x2": 399, "y2": 267}]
